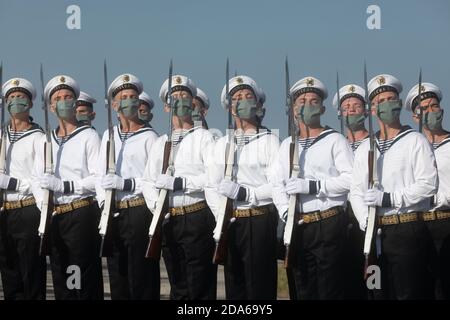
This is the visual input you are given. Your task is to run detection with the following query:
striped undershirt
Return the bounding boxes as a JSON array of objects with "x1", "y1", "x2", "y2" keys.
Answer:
[
  {"x1": 9, "y1": 130, "x2": 27, "y2": 143},
  {"x1": 350, "y1": 140, "x2": 364, "y2": 151},
  {"x1": 298, "y1": 137, "x2": 315, "y2": 149},
  {"x1": 118, "y1": 131, "x2": 134, "y2": 142},
  {"x1": 171, "y1": 130, "x2": 189, "y2": 146},
  {"x1": 377, "y1": 138, "x2": 395, "y2": 154},
  {"x1": 432, "y1": 142, "x2": 440, "y2": 150},
  {"x1": 235, "y1": 134, "x2": 255, "y2": 147}
]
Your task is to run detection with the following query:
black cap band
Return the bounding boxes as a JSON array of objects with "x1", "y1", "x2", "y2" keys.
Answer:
[
  {"x1": 5, "y1": 87, "x2": 33, "y2": 101},
  {"x1": 369, "y1": 85, "x2": 398, "y2": 101},
  {"x1": 293, "y1": 87, "x2": 324, "y2": 101},
  {"x1": 340, "y1": 93, "x2": 365, "y2": 106},
  {"x1": 75, "y1": 100, "x2": 93, "y2": 108},
  {"x1": 112, "y1": 83, "x2": 139, "y2": 98},
  {"x1": 49, "y1": 84, "x2": 76, "y2": 101},
  {"x1": 411, "y1": 92, "x2": 439, "y2": 111}
]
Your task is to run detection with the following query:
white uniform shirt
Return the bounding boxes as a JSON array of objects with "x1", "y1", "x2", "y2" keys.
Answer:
[
  {"x1": 206, "y1": 129, "x2": 280, "y2": 220},
  {"x1": 4, "y1": 124, "x2": 44, "y2": 201},
  {"x1": 32, "y1": 125, "x2": 100, "y2": 206},
  {"x1": 350, "y1": 127, "x2": 438, "y2": 230},
  {"x1": 96, "y1": 124, "x2": 158, "y2": 205},
  {"x1": 273, "y1": 128, "x2": 354, "y2": 217},
  {"x1": 143, "y1": 126, "x2": 214, "y2": 212},
  {"x1": 432, "y1": 135, "x2": 450, "y2": 211}
]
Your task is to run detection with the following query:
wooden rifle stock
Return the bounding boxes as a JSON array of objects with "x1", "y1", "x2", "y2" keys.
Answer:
[{"x1": 145, "y1": 140, "x2": 171, "y2": 260}]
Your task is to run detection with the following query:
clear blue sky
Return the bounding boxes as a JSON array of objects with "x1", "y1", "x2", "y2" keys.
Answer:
[{"x1": 1, "y1": 0, "x2": 449, "y2": 137}]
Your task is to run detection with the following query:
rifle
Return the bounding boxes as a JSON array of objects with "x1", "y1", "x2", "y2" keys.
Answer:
[
  {"x1": 0, "y1": 62, "x2": 6, "y2": 213},
  {"x1": 417, "y1": 69, "x2": 423, "y2": 133},
  {"x1": 98, "y1": 60, "x2": 116, "y2": 257},
  {"x1": 37, "y1": 64, "x2": 55, "y2": 256},
  {"x1": 145, "y1": 60, "x2": 174, "y2": 260},
  {"x1": 362, "y1": 62, "x2": 379, "y2": 279},
  {"x1": 283, "y1": 57, "x2": 301, "y2": 268},
  {"x1": 336, "y1": 71, "x2": 344, "y2": 134},
  {"x1": 212, "y1": 58, "x2": 236, "y2": 265}
]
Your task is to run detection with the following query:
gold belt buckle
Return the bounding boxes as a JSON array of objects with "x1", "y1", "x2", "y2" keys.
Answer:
[
  {"x1": 391, "y1": 214, "x2": 399, "y2": 224},
  {"x1": 313, "y1": 211, "x2": 321, "y2": 222}
]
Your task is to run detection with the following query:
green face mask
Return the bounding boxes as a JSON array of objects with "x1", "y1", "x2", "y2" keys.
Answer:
[
  {"x1": 297, "y1": 104, "x2": 322, "y2": 126},
  {"x1": 8, "y1": 97, "x2": 30, "y2": 114},
  {"x1": 422, "y1": 110, "x2": 443, "y2": 131},
  {"x1": 376, "y1": 100, "x2": 402, "y2": 125},
  {"x1": 191, "y1": 107, "x2": 203, "y2": 122},
  {"x1": 138, "y1": 112, "x2": 153, "y2": 122},
  {"x1": 76, "y1": 113, "x2": 92, "y2": 123},
  {"x1": 173, "y1": 98, "x2": 193, "y2": 117},
  {"x1": 56, "y1": 100, "x2": 76, "y2": 119},
  {"x1": 345, "y1": 114, "x2": 366, "y2": 131},
  {"x1": 236, "y1": 99, "x2": 258, "y2": 120},
  {"x1": 119, "y1": 98, "x2": 139, "y2": 118}
]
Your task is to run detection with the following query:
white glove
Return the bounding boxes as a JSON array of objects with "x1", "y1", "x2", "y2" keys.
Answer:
[
  {"x1": 285, "y1": 177, "x2": 310, "y2": 195},
  {"x1": 155, "y1": 174, "x2": 176, "y2": 191},
  {"x1": 364, "y1": 188, "x2": 384, "y2": 207},
  {"x1": 435, "y1": 192, "x2": 449, "y2": 208},
  {"x1": 218, "y1": 180, "x2": 241, "y2": 200},
  {"x1": 101, "y1": 174, "x2": 125, "y2": 190},
  {"x1": 39, "y1": 174, "x2": 64, "y2": 193},
  {"x1": 0, "y1": 173, "x2": 11, "y2": 190}
]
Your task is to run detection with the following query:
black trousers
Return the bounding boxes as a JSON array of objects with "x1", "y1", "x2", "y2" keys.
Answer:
[
  {"x1": 380, "y1": 220, "x2": 435, "y2": 300},
  {"x1": 162, "y1": 206, "x2": 217, "y2": 300},
  {"x1": 343, "y1": 205, "x2": 367, "y2": 300},
  {"x1": 291, "y1": 208, "x2": 347, "y2": 300},
  {"x1": 107, "y1": 204, "x2": 160, "y2": 300},
  {"x1": 425, "y1": 217, "x2": 450, "y2": 300},
  {"x1": 0, "y1": 205, "x2": 46, "y2": 300},
  {"x1": 50, "y1": 202, "x2": 104, "y2": 300},
  {"x1": 225, "y1": 206, "x2": 278, "y2": 300}
]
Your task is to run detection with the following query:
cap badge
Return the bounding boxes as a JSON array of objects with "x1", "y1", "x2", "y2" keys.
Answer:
[
  {"x1": 348, "y1": 85, "x2": 355, "y2": 93},
  {"x1": 122, "y1": 75, "x2": 130, "y2": 83},
  {"x1": 59, "y1": 76, "x2": 66, "y2": 83},
  {"x1": 306, "y1": 78, "x2": 314, "y2": 86},
  {"x1": 236, "y1": 77, "x2": 243, "y2": 84},
  {"x1": 377, "y1": 76, "x2": 385, "y2": 85},
  {"x1": 12, "y1": 79, "x2": 20, "y2": 86},
  {"x1": 175, "y1": 76, "x2": 182, "y2": 84}
]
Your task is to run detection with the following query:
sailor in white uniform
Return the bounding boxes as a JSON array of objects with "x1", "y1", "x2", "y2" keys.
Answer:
[
  {"x1": 207, "y1": 75, "x2": 280, "y2": 300},
  {"x1": 350, "y1": 74, "x2": 438, "y2": 300},
  {"x1": 273, "y1": 76, "x2": 354, "y2": 300},
  {"x1": 0, "y1": 78, "x2": 46, "y2": 300},
  {"x1": 31, "y1": 75, "x2": 103, "y2": 300},
  {"x1": 332, "y1": 84, "x2": 369, "y2": 299},
  {"x1": 97, "y1": 74, "x2": 160, "y2": 300},
  {"x1": 143, "y1": 74, "x2": 216, "y2": 300},
  {"x1": 75, "y1": 91, "x2": 97, "y2": 127},
  {"x1": 138, "y1": 91, "x2": 154, "y2": 127},
  {"x1": 406, "y1": 82, "x2": 450, "y2": 300}
]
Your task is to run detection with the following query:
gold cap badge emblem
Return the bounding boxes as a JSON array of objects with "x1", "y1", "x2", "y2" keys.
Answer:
[
  {"x1": 348, "y1": 85, "x2": 355, "y2": 93},
  {"x1": 175, "y1": 76, "x2": 182, "y2": 84},
  {"x1": 377, "y1": 76, "x2": 385, "y2": 85},
  {"x1": 12, "y1": 79, "x2": 20, "y2": 86},
  {"x1": 122, "y1": 75, "x2": 130, "y2": 83},
  {"x1": 236, "y1": 77, "x2": 243, "y2": 84},
  {"x1": 306, "y1": 78, "x2": 314, "y2": 86},
  {"x1": 59, "y1": 76, "x2": 66, "y2": 83}
]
